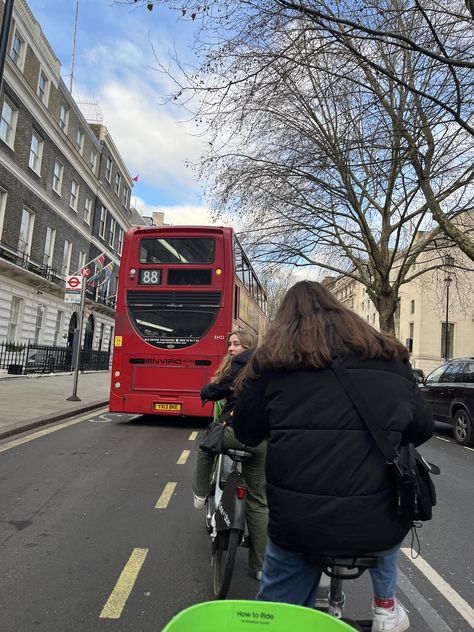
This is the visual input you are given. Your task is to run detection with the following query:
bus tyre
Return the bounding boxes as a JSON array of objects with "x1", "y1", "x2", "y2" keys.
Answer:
[
  {"x1": 453, "y1": 408, "x2": 474, "y2": 446},
  {"x1": 212, "y1": 529, "x2": 239, "y2": 599}
]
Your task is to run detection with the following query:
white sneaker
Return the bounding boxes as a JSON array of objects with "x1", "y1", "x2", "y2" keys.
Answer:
[
  {"x1": 372, "y1": 600, "x2": 409, "y2": 632},
  {"x1": 193, "y1": 493, "x2": 206, "y2": 509},
  {"x1": 256, "y1": 571, "x2": 262, "y2": 581}
]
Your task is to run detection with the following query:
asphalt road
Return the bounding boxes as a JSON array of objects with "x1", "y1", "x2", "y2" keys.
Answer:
[{"x1": 0, "y1": 411, "x2": 472, "y2": 632}]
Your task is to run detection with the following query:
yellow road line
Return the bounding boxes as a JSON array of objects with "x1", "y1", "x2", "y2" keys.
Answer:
[
  {"x1": 401, "y1": 548, "x2": 474, "y2": 627},
  {"x1": 155, "y1": 482, "x2": 177, "y2": 509},
  {"x1": 0, "y1": 408, "x2": 108, "y2": 453},
  {"x1": 189, "y1": 431, "x2": 198, "y2": 441},
  {"x1": 177, "y1": 449, "x2": 190, "y2": 465},
  {"x1": 99, "y1": 548, "x2": 148, "y2": 619}
]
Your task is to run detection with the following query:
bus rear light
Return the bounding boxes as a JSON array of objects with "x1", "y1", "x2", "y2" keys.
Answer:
[
  {"x1": 114, "y1": 382, "x2": 121, "y2": 388},
  {"x1": 114, "y1": 370, "x2": 121, "y2": 377},
  {"x1": 129, "y1": 268, "x2": 136, "y2": 279}
]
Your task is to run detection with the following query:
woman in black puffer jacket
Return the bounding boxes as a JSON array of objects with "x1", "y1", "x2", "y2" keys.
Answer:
[{"x1": 232, "y1": 281, "x2": 433, "y2": 632}]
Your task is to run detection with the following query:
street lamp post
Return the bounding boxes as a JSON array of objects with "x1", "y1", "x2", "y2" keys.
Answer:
[{"x1": 444, "y1": 274, "x2": 453, "y2": 362}]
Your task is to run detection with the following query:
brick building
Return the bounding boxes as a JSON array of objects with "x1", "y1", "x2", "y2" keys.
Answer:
[{"x1": 0, "y1": 0, "x2": 145, "y2": 351}]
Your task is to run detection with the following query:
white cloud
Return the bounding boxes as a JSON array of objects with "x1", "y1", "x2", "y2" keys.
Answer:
[
  {"x1": 133, "y1": 197, "x2": 221, "y2": 226},
  {"x1": 77, "y1": 37, "x2": 208, "y2": 204}
]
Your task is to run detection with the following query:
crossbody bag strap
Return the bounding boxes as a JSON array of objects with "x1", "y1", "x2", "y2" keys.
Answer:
[{"x1": 330, "y1": 360, "x2": 399, "y2": 464}]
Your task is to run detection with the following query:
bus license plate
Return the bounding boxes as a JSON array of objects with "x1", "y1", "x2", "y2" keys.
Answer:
[{"x1": 154, "y1": 403, "x2": 182, "y2": 411}]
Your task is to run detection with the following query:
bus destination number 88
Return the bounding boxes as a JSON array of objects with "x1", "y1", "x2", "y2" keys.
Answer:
[{"x1": 139, "y1": 269, "x2": 162, "y2": 285}]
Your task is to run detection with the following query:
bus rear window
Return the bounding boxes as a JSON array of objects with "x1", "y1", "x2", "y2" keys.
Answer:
[{"x1": 139, "y1": 238, "x2": 215, "y2": 264}]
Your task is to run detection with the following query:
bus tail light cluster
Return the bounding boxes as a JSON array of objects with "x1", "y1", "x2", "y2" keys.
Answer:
[
  {"x1": 114, "y1": 382, "x2": 121, "y2": 388},
  {"x1": 129, "y1": 268, "x2": 136, "y2": 279}
]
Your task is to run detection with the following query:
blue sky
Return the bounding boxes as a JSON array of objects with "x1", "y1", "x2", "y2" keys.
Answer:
[{"x1": 27, "y1": 0, "x2": 216, "y2": 225}]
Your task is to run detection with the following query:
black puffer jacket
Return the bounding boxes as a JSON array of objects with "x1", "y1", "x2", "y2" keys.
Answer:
[
  {"x1": 232, "y1": 354, "x2": 433, "y2": 555},
  {"x1": 200, "y1": 349, "x2": 253, "y2": 424}
]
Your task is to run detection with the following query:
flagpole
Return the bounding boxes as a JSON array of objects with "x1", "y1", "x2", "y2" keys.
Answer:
[{"x1": 67, "y1": 276, "x2": 86, "y2": 401}]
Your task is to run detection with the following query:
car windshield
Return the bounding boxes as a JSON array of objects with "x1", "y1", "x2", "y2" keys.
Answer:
[{"x1": 425, "y1": 364, "x2": 448, "y2": 384}]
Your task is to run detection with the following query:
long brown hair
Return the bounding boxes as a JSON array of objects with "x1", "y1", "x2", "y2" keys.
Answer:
[
  {"x1": 236, "y1": 280, "x2": 409, "y2": 390},
  {"x1": 211, "y1": 329, "x2": 256, "y2": 383}
]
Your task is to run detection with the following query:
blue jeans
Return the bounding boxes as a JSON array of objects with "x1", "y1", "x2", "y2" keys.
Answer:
[{"x1": 257, "y1": 538, "x2": 401, "y2": 608}]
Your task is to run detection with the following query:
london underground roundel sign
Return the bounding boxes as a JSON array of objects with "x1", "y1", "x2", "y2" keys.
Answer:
[{"x1": 66, "y1": 275, "x2": 83, "y2": 289}]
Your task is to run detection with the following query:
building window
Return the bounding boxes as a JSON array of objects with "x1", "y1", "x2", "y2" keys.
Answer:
[
  {"x1": 62, "y1": 239, "x2": 72, "y2": 276},
  {"x1": 84, "y1": 195, "x2": 92, "y2": 224},
  {"x1": 109, "y1": 218, "x2": 116, "y2": 247},
  {"x1": 122, "y1": 186, "x2": 129, "y2": 207},
  {"x1": 28, "y1": 133, "x2": 43, "y2": 174},
  {"x1": 7, "y1": 296, "x2": 23, "y2": 343},
  {"x1": 53, "y1": 310, "x2": 64, "y2": 346},
  {"x1": 0, "y1": 187, "x2": 7, "y2": 239},
  {"x1": 43, "y1": 225, "x2": 56, "y2": 266},
  {"x1": 70, "y1": 180, "x2": 79, "y2": 211},
  {"x1": 34, "y1": 304, "x2": 45, "y2": 344},
  {"x1": 78, "y1": 250, "x2": 87, "y2": 273},
  {"x1": 114, "y1": 172, "x2": 121, "y2": 196},
  {"x1": 59, "y1": 105, "x2": 69, "y2": 133},
  {"x1": 89, "y1": 150, "x2": 97, "y2": 172},
  {"x1": 18, "y1": 207, "x2": 35, "y2": 255},
  {"x1": 117, "y1": 227, "x2": 124, "y2": 256},
  {"x1": 10, "y1": 31, "x2": 25, "y2": 69},
  {"x1": 37, "y1": 70, "x2": 49, "y2": 105},
  {"x1": 52, "y1": 160, "x2": 63, "y2": 194},
  {"x1": 99, "y1": 206, "x2": 107, "y2": 238},
  {"x1": 0, "y1": 100, "x2": 18, "y2": 147},
  {"x1": 76, "y1": 129, "x2": 84, "y2": 154},
  {"x1": 105, "y1": 156, "x2": 112, "y2": 182},
  {"x1": 410, "y1": 300, "x2": 415, "y2": 314},
  {"x1": 441, "y1": 322, "x2": 454, "y2": 360}
]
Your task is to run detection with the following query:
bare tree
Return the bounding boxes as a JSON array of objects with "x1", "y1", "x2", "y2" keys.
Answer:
[{"x1": 120, "y1": 0, "x2": 474, "y2": 263}]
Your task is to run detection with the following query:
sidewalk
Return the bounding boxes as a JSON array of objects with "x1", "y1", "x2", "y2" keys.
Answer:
[{"x1": 0, "y1": 371, "x2": 110, "y2": 440}]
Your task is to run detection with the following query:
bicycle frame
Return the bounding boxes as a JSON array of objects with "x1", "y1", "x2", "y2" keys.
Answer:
[{"x1": 209, "y1": 452, "x2": 248, "y2": 538}]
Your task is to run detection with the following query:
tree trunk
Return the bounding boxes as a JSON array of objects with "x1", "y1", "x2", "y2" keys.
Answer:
[{"x1": 376, "y1": 293, "x2": 398, "y2": 334}]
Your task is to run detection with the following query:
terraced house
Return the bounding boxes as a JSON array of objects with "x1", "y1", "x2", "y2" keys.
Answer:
[{"x1": 0, "y1": 0, "x2": 144, "y2": 360}]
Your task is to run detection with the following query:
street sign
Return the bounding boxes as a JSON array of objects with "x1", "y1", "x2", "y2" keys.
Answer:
[
  {"x1": 66, "y1": 275, "x2": 83, "y2": 290},
  {"x1": 82, "y1": 267, "x2": 92, "y2": 277},
  {"x1": 65, "y1": 275, "x2": 83, "y2": 304}
]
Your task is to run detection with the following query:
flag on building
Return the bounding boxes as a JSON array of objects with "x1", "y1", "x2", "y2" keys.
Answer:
[
  {"x1": 86, "y1": 253, "x2": 107, "y2": 282},
  {"x1": 131, "y1": 175, "x2": 139, "y2": 187},
  {"x1": 97, "y1": 261, "x2": 114, "y2": 288}
]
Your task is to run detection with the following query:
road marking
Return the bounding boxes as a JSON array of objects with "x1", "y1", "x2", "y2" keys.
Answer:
[
  {"x1": 155, "y1": 482, "x2": 177, "y2": 509},
  {"x1": 189, "y1": 431, "x2": 198, "y2": 441},
  {"x1": 0, "y1": 408, "x2": 108, "y2": 453},
  {"x1": 464, "y1": 446, "x2": 474, "y2": 452},
  {"x1": 401, "y1": 548, "x2": 474, "y2": 628},
  {"x1": 397, "y1": 569, "x2": 452, "y2": 632},
  {"x1": 177, "y1": 449, "x2": 190, "y2": 464},
  {"x1": 435, "y1": 436, "x2": 450, "y2": 443},
  {"x1": 99, "y1": 548, "x2": 148, "y2": 619}
]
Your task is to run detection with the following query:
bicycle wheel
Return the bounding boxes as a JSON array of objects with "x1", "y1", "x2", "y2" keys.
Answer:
[{"x1": 212, "y1": 529, "x2": 240, "y2": 599}]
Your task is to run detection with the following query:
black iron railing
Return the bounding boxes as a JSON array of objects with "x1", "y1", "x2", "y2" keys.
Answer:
[
  {"x1": 0, "y1": 341, "x2": 111, "y2": 374},
  {"x1": 0, "y1": 240, "x2": 63, "y2": 285}
]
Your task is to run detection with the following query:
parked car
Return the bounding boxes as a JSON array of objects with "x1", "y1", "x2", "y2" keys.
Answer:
[{"x1": 420, "y1": 358, "x2": 474, "y2": 446}]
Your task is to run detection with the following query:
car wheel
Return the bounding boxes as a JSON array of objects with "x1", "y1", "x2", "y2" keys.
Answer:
[{"x1": 453, "y1": 408, "x2": 474, "y2": 446}]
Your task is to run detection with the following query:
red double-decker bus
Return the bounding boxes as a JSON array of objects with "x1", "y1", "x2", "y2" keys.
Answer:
[{"x1": 109, "y1": 225, "x2": 267, "y2": 417}]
